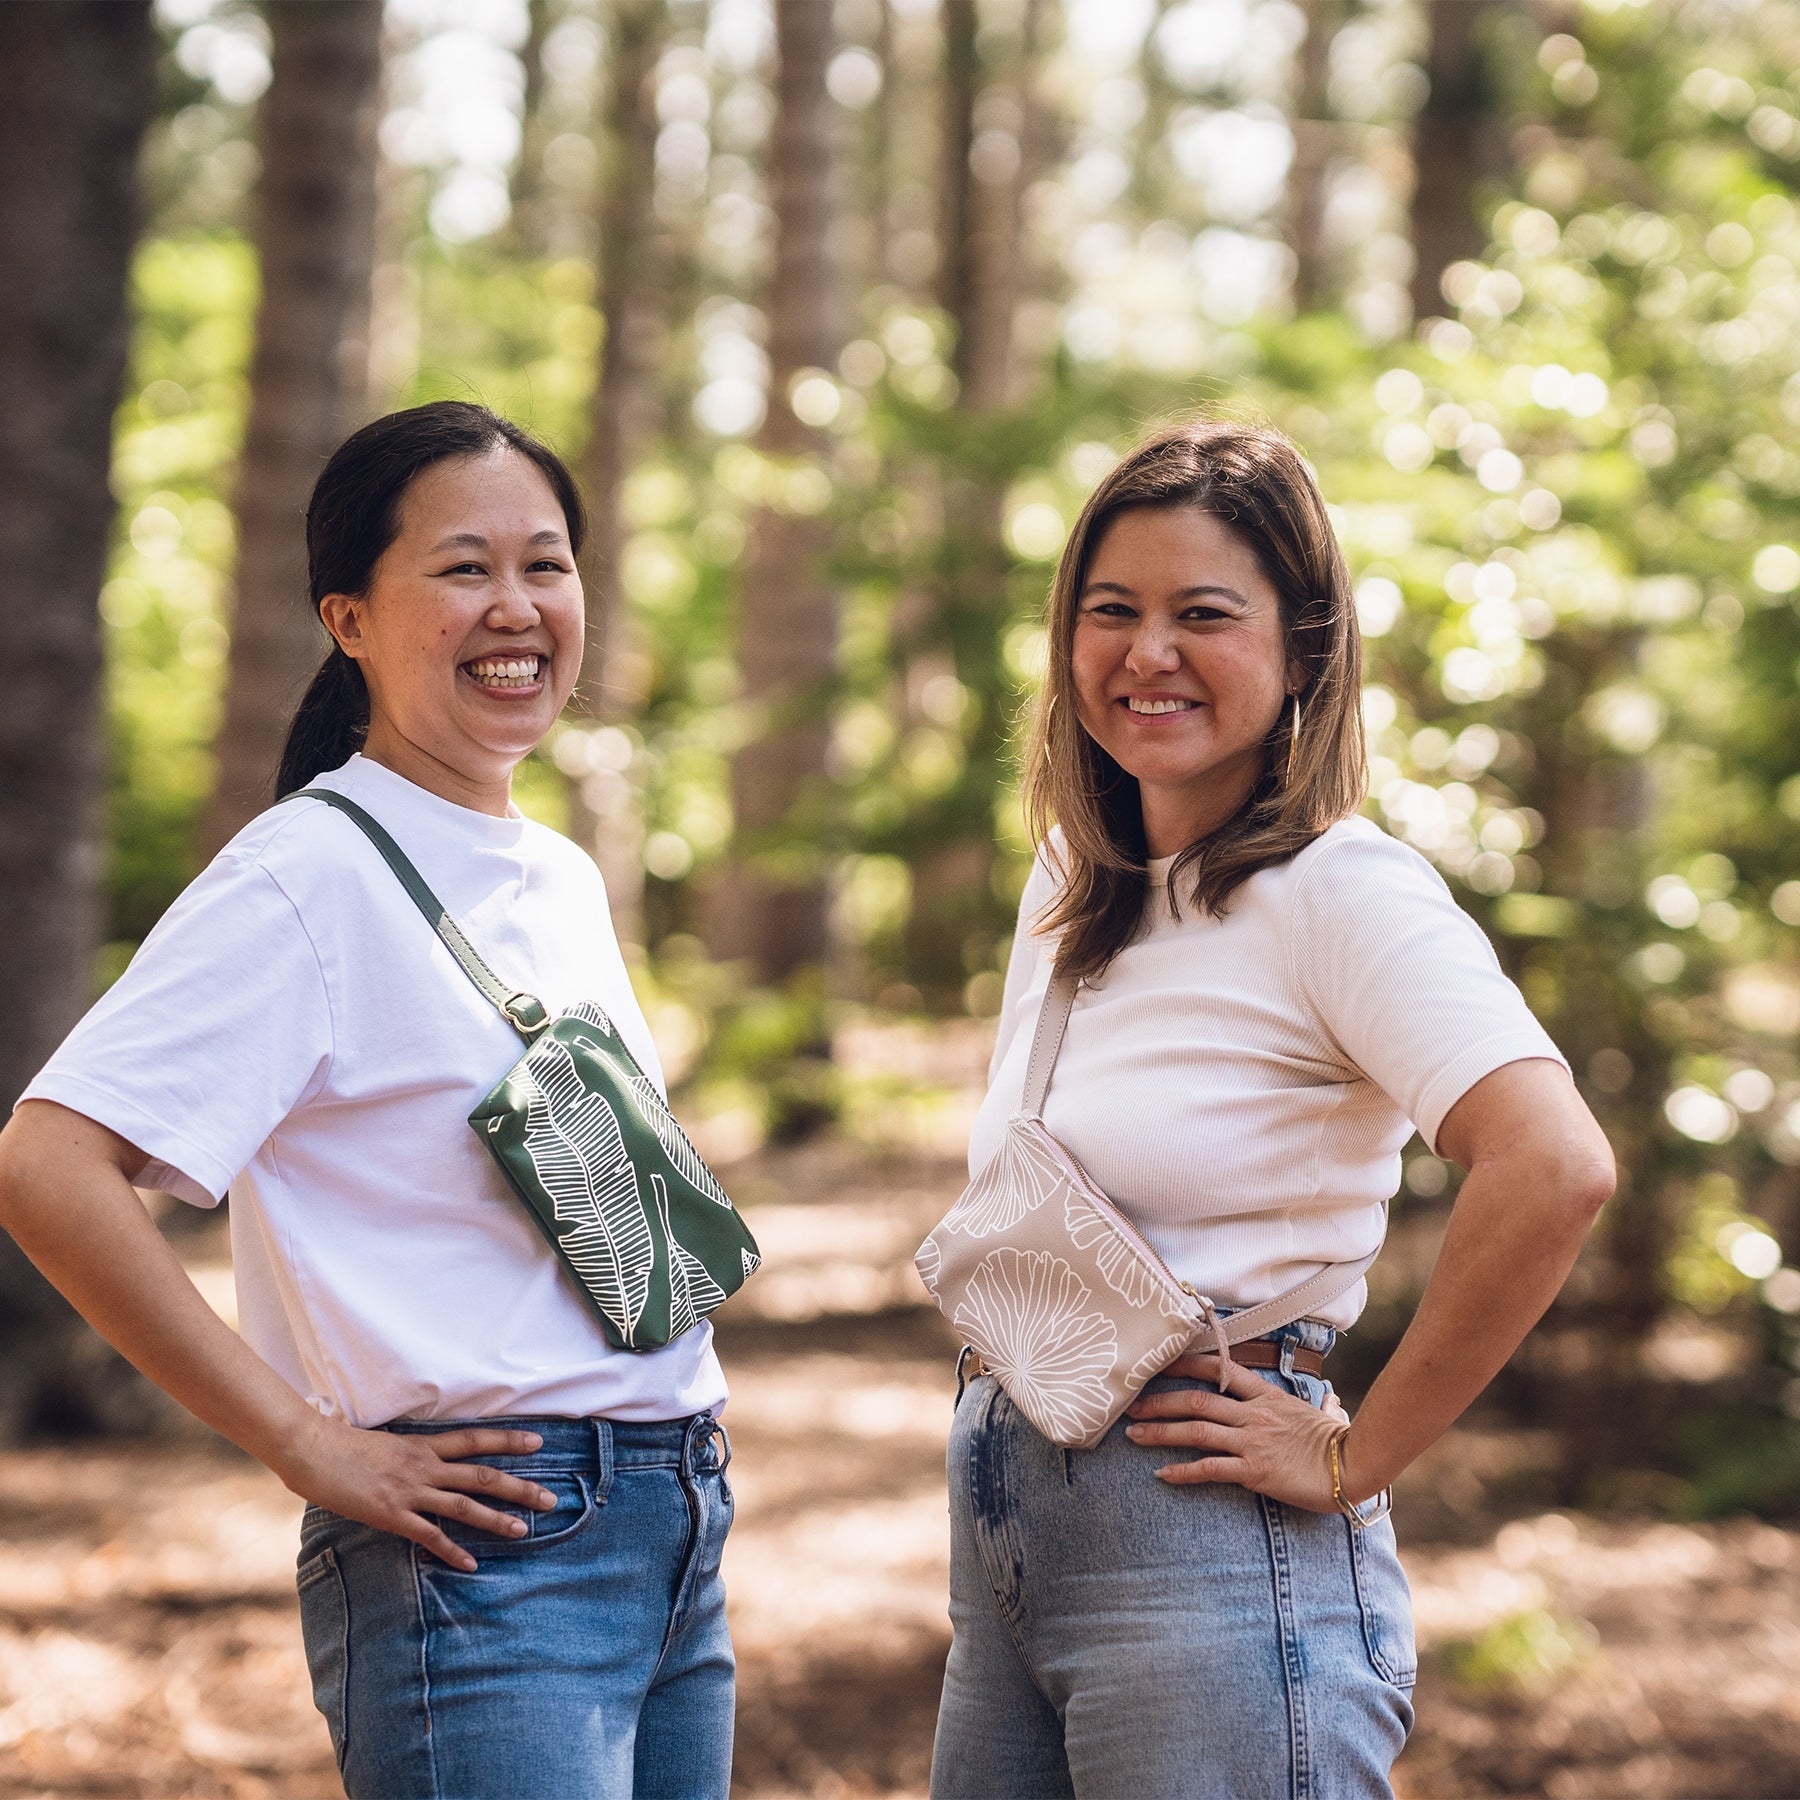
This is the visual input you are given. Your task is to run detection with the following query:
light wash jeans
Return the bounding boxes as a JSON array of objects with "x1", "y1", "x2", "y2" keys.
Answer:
[
  {"x1": 931, "y1": 1320, "x2": 1414, "y2": 1800},
  {"x1": 295, "y1": 1414, "x2": 735, "y2": 1800}
]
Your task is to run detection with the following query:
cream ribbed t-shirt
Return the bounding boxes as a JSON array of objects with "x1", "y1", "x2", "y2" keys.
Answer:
[{"x1": 968, "y1": 816, "x2": 1567, "y2": 1328}]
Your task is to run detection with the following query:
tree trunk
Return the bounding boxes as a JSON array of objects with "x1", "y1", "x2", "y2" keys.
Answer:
[
  {"x1": 0, "y1": 0, "x2": 156, "y2": 1439},
  {"x1": 567, "y1": 0, "x2": 668, "y2": 949},
  {"x1": 1287, "y1": 0, "x2": 1340, "y2": 312},
  {"x1": 712, "y1": 0, "x2": 846, "y2": 985},
  {"x1": 871, "y1": 0, "x2": 897, "y2": 283},
  {"x1": 937, "y1": 0, "x2": 979, "y2": 350},
  {"x1": 1408, "y1": 0, "x2": 1502, "y2": 321},
  {"x1": 508, "y1": 0, "x2": 556, "y2": 254},
  {"x1": 945, "y1": 0, "x2": 1038, "y2": 410},
  {"x1": 200, "y1": 1, "x2": 384, "y2": 854},
  {"x1": 902, "y1": 0, "x2": 1044, "y2": 998}
]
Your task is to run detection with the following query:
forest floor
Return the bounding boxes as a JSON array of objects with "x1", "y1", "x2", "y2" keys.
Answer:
[{"x1": 3, "y1": 1072, "x2": 1800, "y2": 1797}]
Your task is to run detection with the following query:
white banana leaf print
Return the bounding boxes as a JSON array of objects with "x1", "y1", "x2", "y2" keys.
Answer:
[
  {"x1": 652, "y1": 1173, "x2": 728, "y2": 1338},
  {"x1": 953, "y1": 1248, "x2": 1118, "y2": 1443},
  {"x1": 563, "y1": 1002, "x2": 732, "y2": 1209},
  {"x1": 564, "y1": 999, "x2": 616, "y2": 1036},
  {"x1": 945, "y1": 1119, "x2": 1065, "y2": 1237},
  {"x1": 517, "y1": 1038, "x2": 654, "y2": 1347},
  {"x1": 625, "y1": 1072, "x2": 732, "y2": 1206}
]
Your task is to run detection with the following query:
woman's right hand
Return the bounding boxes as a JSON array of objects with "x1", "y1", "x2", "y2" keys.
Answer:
[
  {"x1": 0, "y1": 1105, "x2": 556, "y2": 1574},
  {"x1": 278, "y1": 1413, "x2": 558, "y2": 1571}
]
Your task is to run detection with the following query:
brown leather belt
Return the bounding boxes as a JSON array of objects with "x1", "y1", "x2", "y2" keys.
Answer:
[
  {"x1": 962, "y1": 1337, "x2": 1325, "y2": 1382},
  {"x1": 1215, "y1": 1339, "x2": 1327, "y2": 1378}
]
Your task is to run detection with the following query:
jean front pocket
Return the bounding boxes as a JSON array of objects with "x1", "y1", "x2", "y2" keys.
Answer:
[
  {"x1": 1348, "y1": 1515, "x2": 1418, "y2": 1689},
  {"x1": 438, "y1": 1469, "x2": 597, "y2": 1558},
  {"x1": 295, "y1": 1545, "x2": 349, "y2": 1766}
]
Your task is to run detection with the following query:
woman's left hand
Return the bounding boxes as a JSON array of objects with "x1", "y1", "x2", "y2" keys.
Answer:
[{"x1": 1124, "y1": 1350, "x2": 1354, "y2": 1512}]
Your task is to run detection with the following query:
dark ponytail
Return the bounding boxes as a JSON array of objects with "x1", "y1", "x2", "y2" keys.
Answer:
[
  {"x1": 276, "y1": 648, "x2": 371, "y2": 800},
  {"x1": 275, "y1": 400, "x2": 587, "y2": 798}
]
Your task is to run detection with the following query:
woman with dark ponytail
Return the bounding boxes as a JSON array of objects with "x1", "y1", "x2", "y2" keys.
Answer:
[
  {"x1": 0, "y1": 402, "x2": 739, "y2": 1798},
  {"x1": 277, "y1": 397, "x2": 586, "y2": 799}
]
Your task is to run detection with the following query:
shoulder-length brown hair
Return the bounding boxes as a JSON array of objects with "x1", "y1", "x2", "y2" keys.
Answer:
[{"x1": 1024, "y1": 419, "x2": 1366, "y2": 980}]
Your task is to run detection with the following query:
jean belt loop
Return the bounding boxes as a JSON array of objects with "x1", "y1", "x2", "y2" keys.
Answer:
[
  {"x1": 589, "y1": 1416, "x2": 614, "y2": 1494},
  {"x1": 681, "y1": 1410, "x2": 721, "y2": 1478},
  {"x1": 688, "y1": 1411, "x2": 729, "y2": 1474},
  {"x1": 1279, "y1": 1331, "x2": 1297, "y2": 1380}
]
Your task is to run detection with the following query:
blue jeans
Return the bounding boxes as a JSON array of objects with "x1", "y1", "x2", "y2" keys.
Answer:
[
  {"x1": 295, "y1": 1414, "x2": 735, "y2": 1800},
  {"x1": 932, "y1": 1321, "x2": 1414, "y2": 1799}
]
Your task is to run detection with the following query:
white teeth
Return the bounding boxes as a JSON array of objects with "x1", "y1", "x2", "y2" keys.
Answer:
[
  {"x1": 466, "y1": 655, "x2": 541, "y2": 687},
  {"x1": 1127, "y1": 697, "x2": 1196, "y2": 714}
]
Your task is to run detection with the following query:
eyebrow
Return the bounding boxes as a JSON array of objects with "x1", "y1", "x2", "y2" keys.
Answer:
[
  {"x1": 429, "y1": 529, "x2": 568, "y2": 552},
  {"x1": 1080, "y1": 580, "x2": 1250, "y2": 605}
]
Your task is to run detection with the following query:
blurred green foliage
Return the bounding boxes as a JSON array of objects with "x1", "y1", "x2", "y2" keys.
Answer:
[
  {"x1": 105, "y1": 234, "x2": 253, "y2": 953},
  {"x1": 101, "y1": 0, "x2": 1800, "y2": 1487},
  {"x1": 1444, "y1": 1605, "x2": 1598, "y2": 1694}
]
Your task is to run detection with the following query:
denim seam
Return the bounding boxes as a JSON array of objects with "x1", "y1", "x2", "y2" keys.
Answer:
[
  {"x1": 297, "y1": 1547, "x2": 349, "y2": 1772},
  {"x1": 1259, "y1": 1495, "x2": 1311, "y2": 1800},
  {"x1": 969, "y1": 1385, "x2": 1060, "y2": 1714},
  {"x1": 409, "y1": 1544, "x2": 442, "y2": 1800},
  {"x1": 971, "y1": 1385, "x2": 1022, "y2": 1627},
  {"x1": 1347, "y1": 1520, "x2": 1416, "y2": 1688},
  {"x1": 658, "y1": 1417, "x2": 714, "y2": 1659}
]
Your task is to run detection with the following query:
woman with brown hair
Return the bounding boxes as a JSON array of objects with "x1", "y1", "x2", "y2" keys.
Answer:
[{"x1": 929, "y1": 421, "x2": 1614, "y2": 1798}]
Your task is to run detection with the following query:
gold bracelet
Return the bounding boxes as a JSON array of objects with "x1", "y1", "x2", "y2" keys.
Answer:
[{"x1": 1328, "y1": 1427, "x2": 1392, "y2": 1530}]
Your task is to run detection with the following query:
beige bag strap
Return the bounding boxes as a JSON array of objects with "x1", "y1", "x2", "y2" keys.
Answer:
[
  {"x1": 1018, "y1": 961, "x2": 1384, "y2": 1343},
  {"x1": 1214, "y1": 1230, "x2": 1383, "y2": 1346},
  {"x1": 1020, "y1": 966, "x2": 1080, "y2": 1120}
]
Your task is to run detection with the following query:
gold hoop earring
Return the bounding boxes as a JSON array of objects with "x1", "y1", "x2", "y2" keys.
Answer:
[{"x1": 1286, "y1": 692, "x2": 1304, "y2": 782}]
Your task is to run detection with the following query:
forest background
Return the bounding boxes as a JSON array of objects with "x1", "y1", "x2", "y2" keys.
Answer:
[{"x1": 7, "y1": 0, "x2": 1800, "y2": 1582}]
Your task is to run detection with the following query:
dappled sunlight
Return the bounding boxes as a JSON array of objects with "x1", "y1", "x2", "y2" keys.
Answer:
[
  {"x1": 9, "y1": 0, "x2": 1800, "y2": 1791},
  {"x1": 4, "y1": 1132, "x2": 1800, "y2": 1794}
]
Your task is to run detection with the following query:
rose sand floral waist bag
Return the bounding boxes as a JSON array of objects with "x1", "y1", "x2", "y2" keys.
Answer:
[{"x1": 914, "y1": 967, "x2": 1378, "y2": 1449}]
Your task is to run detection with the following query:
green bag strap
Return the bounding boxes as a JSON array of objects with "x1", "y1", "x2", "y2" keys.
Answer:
[{"x1": 290, "y1": 787, "x2": 550, "y2": 1040}]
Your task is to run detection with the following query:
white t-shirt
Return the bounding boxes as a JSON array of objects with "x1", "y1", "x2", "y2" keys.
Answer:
[
  {"x1": 22, "y1": 755, "x2": 727, "y2": 1428},
  {"x1": 969, "y1": 816, "x2": 1568, "y2": 1328}
]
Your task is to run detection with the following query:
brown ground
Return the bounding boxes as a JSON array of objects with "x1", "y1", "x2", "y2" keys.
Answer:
[{"x1": 3, "y1": 1130, "x2": 1799, "y2": 1798}]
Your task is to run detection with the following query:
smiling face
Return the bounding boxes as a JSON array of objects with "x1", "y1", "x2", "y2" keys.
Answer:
[
  {"x1": 1070, "y1": 504, "x2": 1298, "y2": 857},
  {"x1": 319, "y1": 447, "x2": 583, "y2": 813}
]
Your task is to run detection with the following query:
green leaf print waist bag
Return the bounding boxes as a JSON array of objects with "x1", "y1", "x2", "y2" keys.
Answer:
[{"x1": 294, "y1": 789, "x2": 760, "y2": 1351}]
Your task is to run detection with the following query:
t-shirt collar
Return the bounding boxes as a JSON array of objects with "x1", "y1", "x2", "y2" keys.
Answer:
[{"x1": 327, "y1": 753, "x2": 531, "y2": 844}]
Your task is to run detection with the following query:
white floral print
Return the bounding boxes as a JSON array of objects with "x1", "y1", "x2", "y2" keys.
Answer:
[
  {"x1": 943, "y1": 1119, "x2": 1067, "y2": 1237},
  {"x1": 952, "y1": 1249, "x2": 1119, "y2": 1443}
]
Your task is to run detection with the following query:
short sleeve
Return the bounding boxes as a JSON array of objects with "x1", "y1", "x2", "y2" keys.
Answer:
[
  {"x1": 19, "y1": 852, "x2": 334, "y2": 1206},
  {"x1": 1289, "y1": 826, "x2": 1568, "y2": 1152},
  {"x1": 987, "y1": 845, "x2": 1061, "y2": 1083}
]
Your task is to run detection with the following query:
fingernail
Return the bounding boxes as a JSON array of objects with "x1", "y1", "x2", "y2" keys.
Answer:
[
  {"x1": 1125, "y1": 1425, "x2": 1143, "y2": 1439},
  {"x1": 510, "y1": 1517, "x2": 528, "y2": 1535},
  {"x1": 537, "y1": 1491, "x2": 556, "y2": 1508}
]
